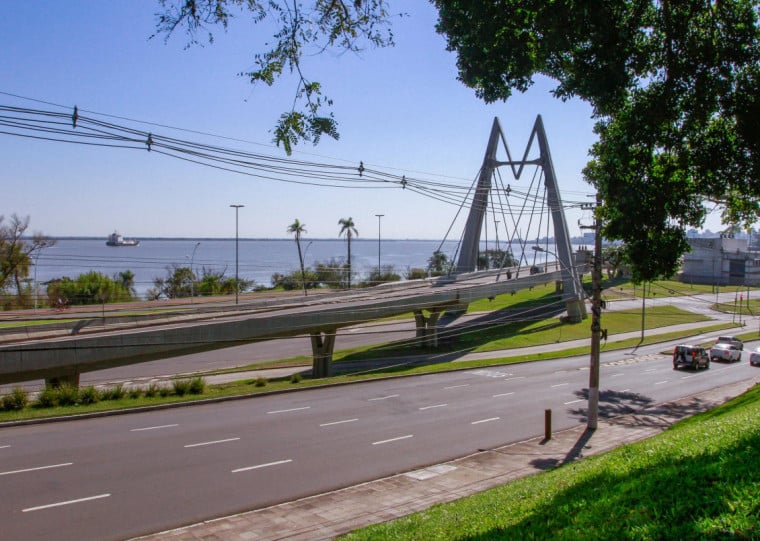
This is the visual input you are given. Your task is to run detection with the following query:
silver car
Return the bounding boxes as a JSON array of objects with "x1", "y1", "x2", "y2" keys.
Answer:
[
  {"x1": 709, "y1": 343, "x2": 742, "y2": 362},
  {"x1": 750, "y1": 347, "x2": 760, "y2": 367}
]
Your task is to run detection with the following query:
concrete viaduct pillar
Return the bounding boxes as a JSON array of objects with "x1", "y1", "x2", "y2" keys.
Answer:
[
  {"x1": 414, "y1": 309, "x2": 442, "y2": 348},
  {"x1": 45, "y1": 371, "x2": 80, "y2": 389},
  {"x1": 310, "y1": 329, "x2": 336, "y2": 378}
]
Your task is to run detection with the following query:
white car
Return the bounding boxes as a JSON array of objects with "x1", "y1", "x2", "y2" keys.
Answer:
[
  {"x1": 709, "y1": 343, "x2": 742, "y2": 363},
  {"x1": 750, "y1": 347, "x2": 760, "y2": 367}
]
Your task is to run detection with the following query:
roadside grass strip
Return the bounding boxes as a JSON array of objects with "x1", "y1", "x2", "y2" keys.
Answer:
[{"x1": 341, "y1": 384, "x2": 760, "y2": 541}]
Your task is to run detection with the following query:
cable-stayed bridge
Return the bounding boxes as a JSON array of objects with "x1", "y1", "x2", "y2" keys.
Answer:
[{"x1": 0, "y1": 115, "x2": 589, "y2": 386}]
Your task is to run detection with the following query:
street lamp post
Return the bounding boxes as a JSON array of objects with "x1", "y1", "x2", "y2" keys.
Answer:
[
  {"x1": 33, "y1": 248, "x2": 44, "y2": 313},
  {"x1": 230, "y1": 205, "x2": 244, "y2": 304},
  {"x1": 187, "y1": 241, "x2": 201, "y2": 302},
  {"x1": 375, "y1": 214, "x2": 384, "y2": 279}
]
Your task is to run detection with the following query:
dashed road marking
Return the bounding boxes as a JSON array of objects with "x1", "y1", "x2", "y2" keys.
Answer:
[
  {"x1": 320, "y1": 418, "x2": 358, "y2": 427},
  {"x1": 1, "y1": 463, "x2": 72, "y2": 476},
  {"x1": 267, "y1": 406, "x2": 311, "y2": 414},
  {"x1": 368, "y1": 394, "x2": 399, "y2": 401},
  {"x1": 419, "y1": 404, "x2": 447, "y2": 411},
  {"x1": 232, "y1": 459, "x2": 292, "y2": 473},
  {"x1": 184, "y1": 438, "x2": 240, "y2": 448},
  {"x1": 131, "y1": 424, "x2": 178, "y2": 432},
  {"x1": 472, "y1": 417, "x2": 500, "y2": 425},
  {"x1": 372, "y1": 435, "x2": 413, "y2": 445},
  {"x1": 23, "y1": 493, "x2": 110, "y2": 513}
]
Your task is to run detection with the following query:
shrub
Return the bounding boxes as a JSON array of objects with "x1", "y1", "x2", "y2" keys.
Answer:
[
  {"x1": 79, "y1": 386, "x2": 99, "y2": 405},
  {"x1": 128, "y1": 387, "x2": 142, "y2": 399},
  {"x1": 36, "y1": 387, "x2": 58, "y2": 408},
  {"x1": 100, "y1": 384, "x2": 125, "y2": 401},
  {"x1": 57, "y1": 384, "x2": 79, "y2": 406},
  {"x1": 172, "y1": 379, "x2": 191, "y2": 396},
  {"x1": 144, "y1": 383, "x2": 160, "y2": 397},
  {"x1": 254, "y1": 377, "x2": 267, "y2": 387},
  {"x1": 2, "y1": 387, "x2": 29, "y2": 411},
  {"x1": 290, "y1": 373, "x2": 302, "y2": 384},
  {"x1": 188, "y1": 377, "x2": 206, "y2": 395},
  {"x1": 159, "y1": 386, "x2": 171, "y2": 397}
]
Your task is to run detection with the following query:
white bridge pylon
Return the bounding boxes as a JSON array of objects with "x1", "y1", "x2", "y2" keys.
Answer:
[{"x1": 455, "y1": 116, "x2": 587, "y2": 323}]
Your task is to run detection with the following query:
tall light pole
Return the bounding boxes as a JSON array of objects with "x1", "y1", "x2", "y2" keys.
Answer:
[
  {"x1": 187, "y1": 241, "x2": 201, "y2": 302},
  {"x1": 375, "y1": 214, "x2": 384, "y2": 279},
  {"x1": 230, "y1": 205, "x2": 244, "y2": 304}
]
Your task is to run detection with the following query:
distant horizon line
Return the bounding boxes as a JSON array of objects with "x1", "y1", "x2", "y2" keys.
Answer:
[{"x1": 40, "y1": 235, "x2": 603, "y2": 245}]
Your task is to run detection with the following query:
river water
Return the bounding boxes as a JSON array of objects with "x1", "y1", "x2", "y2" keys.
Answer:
[{"x1": 31, "y1": 237, "x2": 568, "y2": 298}]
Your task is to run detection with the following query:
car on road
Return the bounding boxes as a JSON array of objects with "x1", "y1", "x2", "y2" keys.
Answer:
[
  {"x1": 716, "y1": 335, "x2": 743, "y2": 350},
  {"x1": 673, "y1": 345, "x2": 710, "y2": 370},
  {"x1": 750, "y1": 347, "x2": 760, "y2": 367},
  {"x1": 709, "y1": 343, "x2": 742, "y2": 363}
]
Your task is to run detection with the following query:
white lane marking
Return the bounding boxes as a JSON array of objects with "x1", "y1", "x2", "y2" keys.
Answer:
[
  {"x1": 267, "y1": 406, "x2": 311, "y2": 414},
  {"x1": 492, "y1": 392, "x2": 515, "y2": 398},
  {"x1": 130, "y1": 424, "x2": 178, "y2": 432},
  {"x1": 564, "y1": 399, "x2": 584, "y2": 405},
  {"x1": 368, "y1": 394, "x2": 399, "y2": 401},
  {"x1": 611, "y1": 373, "x2": 625, "y2": 377},
  {"x1": 0, "y1": 445, "x2": 10, "y2": 449},
  {"x1": 23, "y1": 493, "x2": 110, "y2": 513},
  {"x1": 232, "y1": 459, "x2": 292, "y2": 473},
  {"x1": 655, "y1": 380, "x2": 669, "y2": 385},
  {"x1": 443, "y1": 384, "x2": 469, "y2": 390},
  {"x1": 502, "y1": 377, "x2": 526, "y2": 382},
  {"x1": 372, "y1": 435, "x2": 413, "y2": 445},
  {"x1": 472, "y1": 417, "x2": 500, "y2": 425},
  {"x1": 1, "y1": 463, "x2": 73, "y2": 476},
  {"x1": 621, "y1": 388, "x2": 631, "y2": 393},
  {"x1": 644, "y1": 368, "x2": 657, "y2": 373},
  {"x1": 681, "y1": 374, "x2": 695, "y2": 380},
  {"x1": 551, "y1": 383, "x2": 569, "y2": 388},
  {"x1": 419, "y1": 404, "x2": 447, "y2": 411},
  {"x1": 184, "y1": 437, "x2": 240, "y2": 448},
  {"x1": 320, "y1": 418, "x2": 358, "y2": 427}
]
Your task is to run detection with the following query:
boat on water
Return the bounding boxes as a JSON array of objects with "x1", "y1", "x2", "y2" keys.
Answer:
[{"x1": 106, "y1": 231, "x2": 140, "y2": 247}]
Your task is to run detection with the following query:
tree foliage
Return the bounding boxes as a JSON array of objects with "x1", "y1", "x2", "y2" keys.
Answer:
[
  {"x1": 46, "y1": 271, "x2": 135, "y2": 306},
  {"x1": 0, "y1": 214, "x2": 55, "y2": 309},
  {"x1": 338, "y1": 217, "x2": 358, "y2": 288},
  {"x1": 154, "y1": 0, "x2": 396, "y2": 154},
  {"x1": 149, "y1": 264, "x2": 252, "y2": 299},
  {"x1": 433, "y1": 0, "x2": 760, "y2": 281}
]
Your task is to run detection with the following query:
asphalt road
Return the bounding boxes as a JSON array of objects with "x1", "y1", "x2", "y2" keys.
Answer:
[{"x1": 1, "y1": 342, "x2": 757, "y2": 541}]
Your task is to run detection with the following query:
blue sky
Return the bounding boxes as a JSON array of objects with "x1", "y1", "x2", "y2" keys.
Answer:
[{"x1": 0, "y1": 1, "x2": 724, "y2": 240}]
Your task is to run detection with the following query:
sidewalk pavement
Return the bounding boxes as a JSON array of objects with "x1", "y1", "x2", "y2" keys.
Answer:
[{"x1": 132, "y1": 376, "x2": 760, "y2": 541}]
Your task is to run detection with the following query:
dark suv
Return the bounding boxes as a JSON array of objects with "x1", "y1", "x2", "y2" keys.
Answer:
[{"x1": 673, "y1": 345, "x2": 710, "y2": 370}]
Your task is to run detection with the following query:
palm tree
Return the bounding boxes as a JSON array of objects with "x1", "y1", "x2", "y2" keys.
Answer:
[
  {"x1": 287, "y1": 219, "x2": 308, "y2": 296},
  {"x1": 338, "y1": 217, "x2": 358, "y2": 288}
]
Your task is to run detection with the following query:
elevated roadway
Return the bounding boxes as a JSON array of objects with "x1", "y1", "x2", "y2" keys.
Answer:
[{"x1": 0, "y1": 262, "x2": 587, "y2": 386}]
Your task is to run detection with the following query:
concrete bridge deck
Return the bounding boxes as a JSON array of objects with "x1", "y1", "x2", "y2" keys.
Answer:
[{"x1": 0, "y1": 263, "x2": 586, "y2": 386}]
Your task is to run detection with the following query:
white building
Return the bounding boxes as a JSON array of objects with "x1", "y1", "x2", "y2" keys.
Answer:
[{"x1": 681, "y1": 237, "x2": 760, "y2": 286}]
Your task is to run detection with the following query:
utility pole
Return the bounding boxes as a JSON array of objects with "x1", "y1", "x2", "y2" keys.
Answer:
[
  {"x1": 580, "y1": 196, "x2": 602, "y2": 429},
  {"x1": 230, "y1": 204, "x2": 244, "y2": 304},
  {"x1": 375, "y1": 214, "x2": 384, "y2": 279}
]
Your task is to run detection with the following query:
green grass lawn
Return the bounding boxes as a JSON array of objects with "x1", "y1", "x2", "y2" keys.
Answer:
[
  {"x1": 333, "y1": 304, "x2": 716, "y2": 362},
  {"x1": 341, "y1": 384, "x2": 760, "y2": 541}
]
